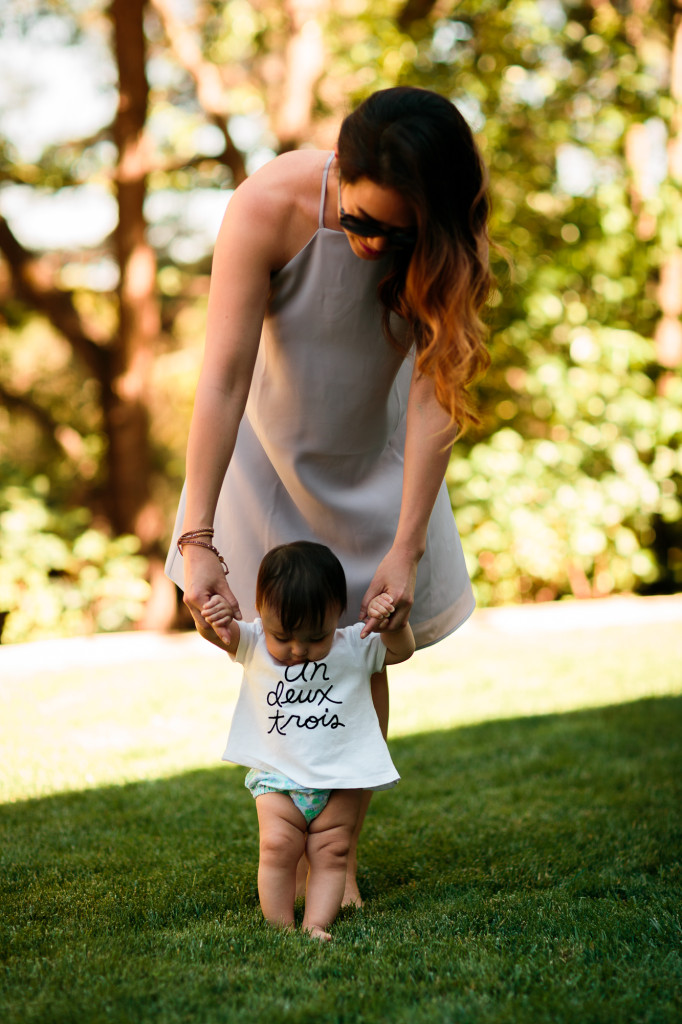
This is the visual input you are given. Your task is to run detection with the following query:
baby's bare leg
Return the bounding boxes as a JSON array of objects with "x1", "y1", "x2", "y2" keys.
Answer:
[
  {"x1": 303, "y1": 789, "x2": 363, "y2": 941},
  {"x1": 254, "y1": 793, "x2": 307, "y2": 928},
  {"x1": 295, "y1": 847, "x2": 309, "y2": 900},
  {"x1": 343, "y1": 668, "x2": 388, "y2": 907}
]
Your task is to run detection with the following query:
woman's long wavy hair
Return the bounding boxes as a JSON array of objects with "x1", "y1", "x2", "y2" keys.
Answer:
[{"x1": 337, "y1": 87, "x2": 492, "y2": 433}]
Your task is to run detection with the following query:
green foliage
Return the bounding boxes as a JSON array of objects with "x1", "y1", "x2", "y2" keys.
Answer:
[
  {"x1": 450, "y1": 367, "x2": 682, "y2": 605},
  {"x1": 0, "y1": 0, "x2": 680, "y2": 638},
  {"x1": 0, "y1": 479, "x2": 150, "y2": 644},
  {"x1": 387, "y1": 0, "x2": 682, "y2": 603}
]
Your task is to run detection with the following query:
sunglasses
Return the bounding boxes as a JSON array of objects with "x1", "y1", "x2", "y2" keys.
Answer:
[{"x1": 338, "y1": 178, "x2": 417, "y2": 249}]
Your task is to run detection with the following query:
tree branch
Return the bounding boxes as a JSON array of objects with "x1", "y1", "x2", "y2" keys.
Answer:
[
  {"x1": 397, "y1": 0, "x2": 440, "y2": 32},
  {"x1": 0, "y1": 383, "x2": 97, "y2": 474},
  {"x1": 149, "y1": 0, "x2": 248, "y2": 184},
  {"x1": 275, "y1": 0, "x2": 328, "y2": 151},
  {"x1": 0, "y1": 383, "x2": 65, "y2": 453},
  {"x1": 0, "y1": 217, "x2": 111, "y2": 383}
]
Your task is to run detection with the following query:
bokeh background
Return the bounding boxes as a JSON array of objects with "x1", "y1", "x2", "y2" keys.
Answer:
[{"x1": 0, "y1": 0, "x2": 680, "y2": 644}]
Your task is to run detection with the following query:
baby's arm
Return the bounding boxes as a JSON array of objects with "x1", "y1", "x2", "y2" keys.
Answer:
[
  {"x1": 366, "y1": 594, "x2": 416, "y2": 666},
  {"x1": 200, "y1": 595, "x2": 241, "y2": 654}
]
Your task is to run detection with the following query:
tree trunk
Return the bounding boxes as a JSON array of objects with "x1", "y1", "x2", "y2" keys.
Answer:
[
  {"x1": 276, "y1": 0, "x2": 327, "y2": 151},
  {"x1": 108, "y1": 0, "x2": 161, "y2": 544}
]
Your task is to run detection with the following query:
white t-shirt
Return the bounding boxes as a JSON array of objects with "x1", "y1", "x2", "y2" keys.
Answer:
[{"x1": 222, "y1": 619, "x2": 399, "y2": 790}]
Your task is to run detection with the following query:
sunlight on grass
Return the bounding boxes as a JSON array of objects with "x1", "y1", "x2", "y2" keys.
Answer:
[
  {"x1": 1, "y1": 603, "x2": 681, "y2": 803},
  {"x1": 389, "y1": 615, "x2": 682, "y2": 737}
]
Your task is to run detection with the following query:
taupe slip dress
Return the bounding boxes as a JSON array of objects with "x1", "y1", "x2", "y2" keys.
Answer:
[{"x1": 166, "y1": 154, "x2": 474, "y2": 648}]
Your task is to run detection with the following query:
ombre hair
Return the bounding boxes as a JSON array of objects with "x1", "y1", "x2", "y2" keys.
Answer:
[{"x1": 337, "y1": 87, "x2": 492, "y2": 432}]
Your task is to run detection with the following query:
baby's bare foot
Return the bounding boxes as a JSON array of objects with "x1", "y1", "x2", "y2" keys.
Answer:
[
  {"x1": 305, "y1": 925, "x2": 332, "y2": 942},
  {"x1": 341, "y1": 881, "x2": 364, "y2": 909}
]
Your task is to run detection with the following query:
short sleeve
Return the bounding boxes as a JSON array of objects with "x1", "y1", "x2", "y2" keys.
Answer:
[
  {"x1": 232, "y1": 619, "x2": 260, "y2": 666},
  {"x1": 345, "y1": 622, "x2": 387, "y2": 675}
]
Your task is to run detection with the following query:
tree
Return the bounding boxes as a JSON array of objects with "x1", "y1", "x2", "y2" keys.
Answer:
[
  {"x1": 0, "y1": 0, "x2": 449, "y2": 639},
  {"x1": 398, "y1": 0, "x2": 682, "y2": 603},
  {"x1": 0, "y1": 0, "x2": 679, "y2": 641}
]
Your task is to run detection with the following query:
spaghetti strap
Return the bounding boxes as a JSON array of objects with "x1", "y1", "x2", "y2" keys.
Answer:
[{"x1": 319, "y1": 153, "x2": 335, "y2": 228}]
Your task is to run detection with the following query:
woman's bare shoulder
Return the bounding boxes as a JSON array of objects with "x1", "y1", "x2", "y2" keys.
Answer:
[
  {"x1": 232, "y1": 150, "x2": 328, "y2": 220},
  {"x1": 224, "y1": 151, "x2": 331, "y2": 266}
]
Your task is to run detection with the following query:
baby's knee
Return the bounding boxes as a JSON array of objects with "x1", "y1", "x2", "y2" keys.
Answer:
[
  {"x1": 259, "y1": 825, "x2": 304, "y2": 866},
  {"x1": 308, "y1": 827, "x2": 352, "y2": 867}
]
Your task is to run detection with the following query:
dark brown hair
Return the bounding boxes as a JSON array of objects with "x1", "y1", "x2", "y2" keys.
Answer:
[
  {"x1": 256, "y1": 541, "x2": 347, "y2": 633},
  {"x1": 337, "y1": 86, "x2": 492, "y2": 432}
]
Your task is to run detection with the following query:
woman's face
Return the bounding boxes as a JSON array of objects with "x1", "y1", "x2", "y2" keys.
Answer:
[{"x1": 337, "y1": 176, "x2": 416, "y2": 260}]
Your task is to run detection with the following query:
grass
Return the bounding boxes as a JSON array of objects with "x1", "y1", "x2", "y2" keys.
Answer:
[
  {"x1": 2, "y1": 614, "x2": 681, "y2": 803},
  {"x1": 1, "y1": 612, "x2": 681, "y2": 1023}
]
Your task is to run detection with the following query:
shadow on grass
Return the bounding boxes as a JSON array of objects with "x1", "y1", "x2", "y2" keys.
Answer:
[{"x1": 2, "y1": 695, "x2": 681, "y2": 1024}]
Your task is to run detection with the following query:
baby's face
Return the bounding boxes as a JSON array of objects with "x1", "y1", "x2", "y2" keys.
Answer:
[{"x1": 259, "y1": 604, "x2": 340, "y2": 666}]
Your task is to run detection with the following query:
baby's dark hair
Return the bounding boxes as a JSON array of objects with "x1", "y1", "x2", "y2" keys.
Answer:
[{"x1": 256, "y1": 541, "x2": 347, "y2": 633}]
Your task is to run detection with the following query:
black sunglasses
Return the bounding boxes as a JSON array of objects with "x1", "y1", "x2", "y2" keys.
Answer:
[{"x1": 338, "y1": 178, "x2": 417, "y2": 249}]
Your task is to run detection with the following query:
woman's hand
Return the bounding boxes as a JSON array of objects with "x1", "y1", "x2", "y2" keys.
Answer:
[
  {"x1": 359, "y1": 547, "x2": 419, "y2": 638},
  {"x1": 183, "y1": 545, "x2": 242, "y2": 644}
]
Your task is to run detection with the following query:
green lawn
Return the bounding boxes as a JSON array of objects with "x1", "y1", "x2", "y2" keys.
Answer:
[{"x1": 1, "y1": 612, "x2": 681, "y2": 1023}]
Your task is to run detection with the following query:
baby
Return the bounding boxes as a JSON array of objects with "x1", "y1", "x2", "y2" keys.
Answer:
[{"x1": 199, "y1": 540, "x2": 415, "y2": 941}]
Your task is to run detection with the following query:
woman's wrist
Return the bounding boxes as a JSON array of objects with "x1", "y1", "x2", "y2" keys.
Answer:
[
  {"x1": 177, "y1": 529, "x2": 229, "y2": 576},
  {"x1": 391, "y1": 536, "x2": 426, "y2": 563}
]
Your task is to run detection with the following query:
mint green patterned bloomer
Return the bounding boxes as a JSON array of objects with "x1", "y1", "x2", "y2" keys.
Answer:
[{"x1": 245, "y1": 768, "x2": 331, "y2": 825}]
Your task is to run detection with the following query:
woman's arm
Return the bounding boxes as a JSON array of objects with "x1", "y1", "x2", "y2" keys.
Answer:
[
  {"x1": 180, "y1": 162, "x2": 303, "y2": 641},
  {"x1": 360, "y1": 362, "x2": 458, "y2": 633}
]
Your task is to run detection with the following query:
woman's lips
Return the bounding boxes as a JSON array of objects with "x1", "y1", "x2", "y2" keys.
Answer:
[{"x1": 358, "y1": 239, "x2": 379, "y2": 256}]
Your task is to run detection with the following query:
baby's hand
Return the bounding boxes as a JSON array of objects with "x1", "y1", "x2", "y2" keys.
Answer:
[
  {"x1": 366, "y1": 593, "x2": 395, "y2": 625},
  {"x1": 202, "y1": 594, "x2": 235, "y2": 642}
]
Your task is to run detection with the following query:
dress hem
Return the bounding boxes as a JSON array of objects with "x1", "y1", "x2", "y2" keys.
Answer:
[{"x1": 411, "y1": 590, "x2": 475, "y2": 650}]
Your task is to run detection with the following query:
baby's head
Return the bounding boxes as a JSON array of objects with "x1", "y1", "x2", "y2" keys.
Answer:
[{"x1": 256, "y1": 541, "x2": 347, "y2": 665}]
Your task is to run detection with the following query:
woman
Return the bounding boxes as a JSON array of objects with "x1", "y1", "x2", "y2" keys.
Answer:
[{"x1": 166, "y1": 86, "x2": 491, "y2": 905}]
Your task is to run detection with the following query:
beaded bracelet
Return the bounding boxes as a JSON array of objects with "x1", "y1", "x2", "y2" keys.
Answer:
[{"x1": 177, "y1": 529, "x2": 229, "y2": 576}]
